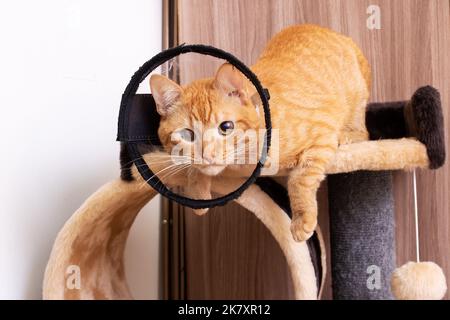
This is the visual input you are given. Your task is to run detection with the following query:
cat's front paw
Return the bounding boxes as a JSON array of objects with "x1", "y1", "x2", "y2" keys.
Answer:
[
  {"x1": 290, "y1": 215, "x2": 317, "y2": 242},
  {"x1": 193, "y1": 208, "x2": 209, "y2": 216}
]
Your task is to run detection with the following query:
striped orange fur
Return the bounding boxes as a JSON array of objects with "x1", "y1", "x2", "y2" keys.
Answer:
[{"x1": 150, "y1": 25, "x2": 370, "y2": 241}]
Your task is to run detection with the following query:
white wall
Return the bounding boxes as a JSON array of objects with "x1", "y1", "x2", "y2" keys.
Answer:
[{"x1": 0, "y1": 0, "x2": 162, "y2": 299}]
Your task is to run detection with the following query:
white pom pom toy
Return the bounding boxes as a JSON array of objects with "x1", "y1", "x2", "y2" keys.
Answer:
[
  {"x1": 390, "y1": 171, "x2": 447, "y2": 300},
  {"x1": 391, "y1": 261, "x2": 447, "y2": 300}
]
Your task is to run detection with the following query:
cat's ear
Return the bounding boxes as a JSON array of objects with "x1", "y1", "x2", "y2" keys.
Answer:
[
  {"x1": 214, "y1": 63, "x2": 247, "y2": 102},
  {"x1": 150, "y1": 74, "x2": 183, "y2": 116}
]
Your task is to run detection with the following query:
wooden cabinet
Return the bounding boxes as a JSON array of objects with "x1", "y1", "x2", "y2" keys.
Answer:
[{"x1": 162, "y1": 0, "x2": 450, "y2": 299}]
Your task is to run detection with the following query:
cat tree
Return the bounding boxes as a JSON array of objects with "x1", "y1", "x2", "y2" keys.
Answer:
[
  {"x1": 328, "y1": 87, "x2": 446, "y2": 299},
  {"x1": 43, "y1": 85, "x2": 445, "y2": 299},
  {"x1": 43, "y1": 45, "x2": 446, "y2": 299}
]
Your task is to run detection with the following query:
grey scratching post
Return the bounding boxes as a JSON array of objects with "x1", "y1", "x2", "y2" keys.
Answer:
[
  {"x1": 328, "y1": 171, "x2": 396, "y2": 299},
  {"x1": 326, "y1": 86, "x2": 445, "y2": 300}
]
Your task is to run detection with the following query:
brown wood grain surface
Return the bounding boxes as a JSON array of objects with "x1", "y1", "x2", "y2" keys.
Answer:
[{"x1": 170, "y1": 0, "x2": 450, "y2": 299}]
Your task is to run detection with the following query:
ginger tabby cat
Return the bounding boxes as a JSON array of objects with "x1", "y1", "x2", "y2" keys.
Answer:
[{"x1": 149, "y1": 25, "x2": 370, "y2": 241}]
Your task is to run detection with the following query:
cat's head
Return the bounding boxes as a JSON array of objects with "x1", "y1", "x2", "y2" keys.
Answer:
[{"x1": 150, "y1": 63, "x2": 261, "y2": 176}]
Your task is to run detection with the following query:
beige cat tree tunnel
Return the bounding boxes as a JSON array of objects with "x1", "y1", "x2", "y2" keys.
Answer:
[{"x1": 43, "y1": 85, "x2": 446, "y2": 300}]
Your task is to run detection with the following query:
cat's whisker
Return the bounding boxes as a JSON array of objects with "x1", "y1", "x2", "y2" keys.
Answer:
[
  {"x1": 138, "y1": 160, "x2": 195, "y2": 189},
  {"x1": 145, "y1": 159, "x2": 191, "y2": 166},
  {"x1": 150, "y1": 163, "x2": 192, "y2": 191},
  {"x1": 139, "y1": 163, "x2": 186, "y2": 189},
  {"x1": 153, "y1": 155, "x2": 195, "y2": 159},
  {"x1": 156, "y1": 163, "x2": 191, "y2": 189},
  {"x1": 128, "y1": 157, "x2": 192, "y2": 171},
  {"x1": 144, "y1": 154, "x2": 195, "y2": 161},
  {"x1": 145, "y1": 155, "x2": 197, "y2": 163},
  {"x1": 120, "y1": 153, "x2": 193, "y2": 169},
  {"x1": 120, "y1": 156, "x2": 144, "y2": 168},
  {"x1": 133, "y1": 161, "x2": 191, "y2": 171}
]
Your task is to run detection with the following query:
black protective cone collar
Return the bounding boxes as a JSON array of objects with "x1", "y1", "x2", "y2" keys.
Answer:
[{"x1": 117, "y1": 44, "x2": 271, "y2": 209}]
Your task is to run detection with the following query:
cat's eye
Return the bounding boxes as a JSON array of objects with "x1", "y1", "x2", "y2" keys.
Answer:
[
  {"x1": 176, "y1": 128, "x2": 195, "y2": 142},
  {"x1": 218, "y1": 121, "x2": 234, "y2": 135}
]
